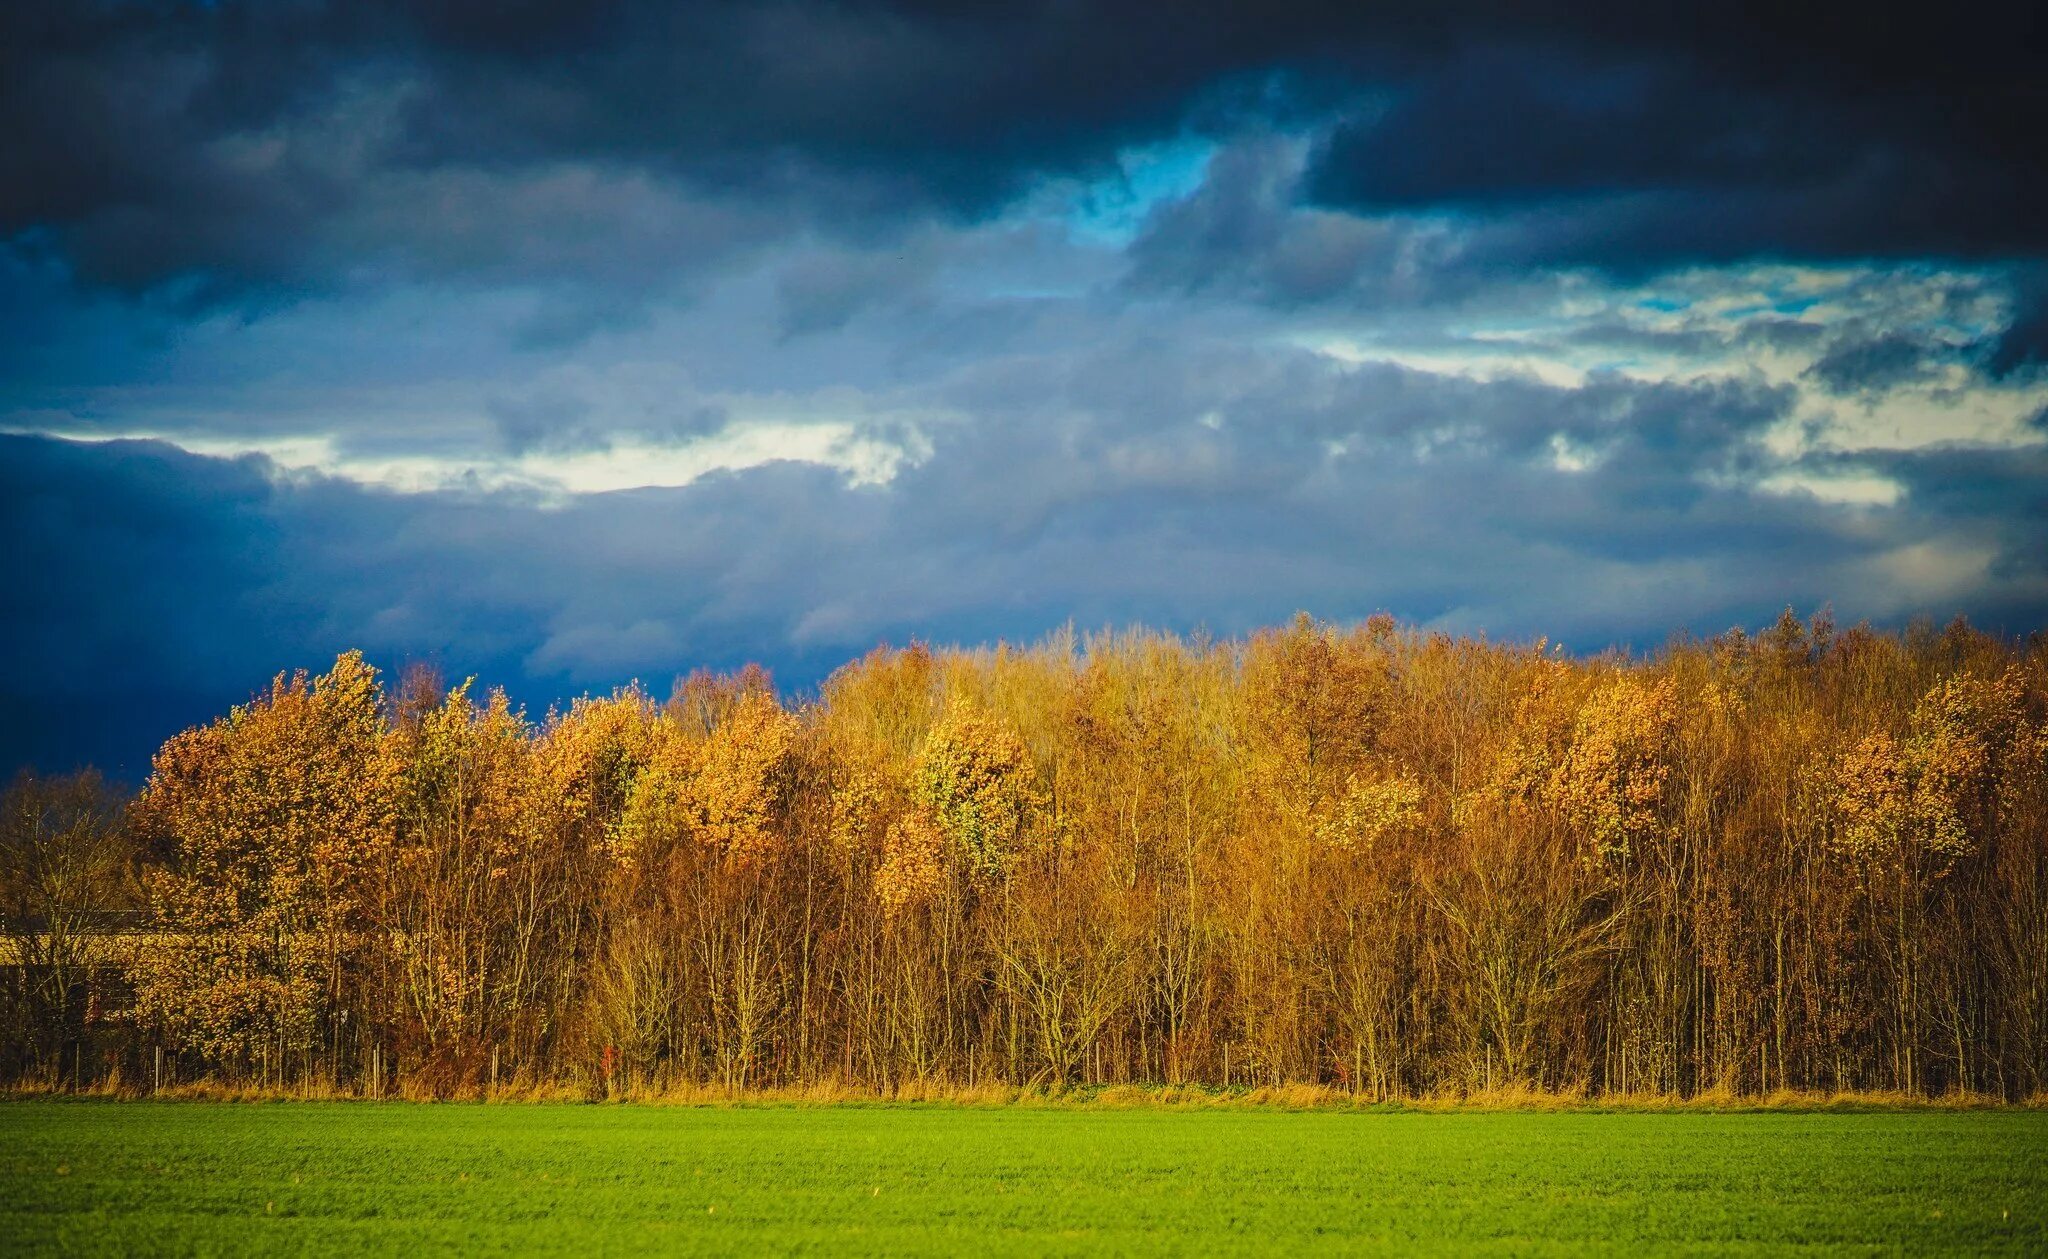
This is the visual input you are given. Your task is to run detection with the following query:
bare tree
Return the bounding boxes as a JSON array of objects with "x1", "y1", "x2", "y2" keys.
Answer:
[{"x1": 0, "y1": 770, "x2": 131, "y2": 1082}]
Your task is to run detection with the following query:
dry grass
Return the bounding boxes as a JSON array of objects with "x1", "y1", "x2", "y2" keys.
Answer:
[{"x1": 6, "y1": 1074, "x2": 2040, "y2": 1111}]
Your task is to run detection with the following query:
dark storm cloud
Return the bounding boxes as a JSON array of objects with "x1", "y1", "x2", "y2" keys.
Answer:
[
  {"x1": 1125, "y1": 138, "x2": 1484, "y2": 310},
  {"x1": 1302, "y1": 6, "x2": 2048, "y2": 279},
  {"x1": 1866, "y1": 443, "x2": 2048, "y2": 544},
  {"x1": 7, "y1": 2, "x2": 2044, "y2": 315},
  {"x1": 2, "y1": 0, "x2": 1252, "y2": 298},
  {"x1": 1309, "y1": 54, "x2": 2045, "y2": 268},
  {"x1": 0, "y1": 434, "x2": 313, "y2": 778},
  {"x1": 1987, "y1": 270, "x2": 2048, "y2": 378},
  {"x1": 1805, "y1": 332, "x2": 1950, "y2": 396}
]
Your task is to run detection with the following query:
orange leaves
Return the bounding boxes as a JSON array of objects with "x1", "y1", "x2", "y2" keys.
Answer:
[
  {"x1": 1545, "y1": 675, "x2": 1679, "y2": 865},
  {"x1": 1478, "y1": 665, "x2": 1679, "y2": 864},
  {"x1": 913, "y1": 705, "x2": 1040, "y2": 883},
  {"x1": 1833, "y1": 732, "x2": 1911, "y2": 860},
  {"x1": 616, "y1": 691, "x2": 803, "y2": 869},
  {"x1": 390, "y1": 681, "x2": 534, "y2": 854},
  {"x1": 688, "y1": 691, "x2": 803, "y2": 867},
  {"x1": 837, "y1": 702, "x2": 1043, "y2": 909},
  {"x1": 608, "y1": 722, "x2": 695, "y2": 869},
  {"x1": 88, "y1": 616, "x2": 2048, "y2": 1096},
  {"x1": 1830, "y1": 668, "x2": 2030, "y2": 867},
  {"x1": 131, "y1": 652, "x2": 395, "y2": 1059},
  {"x1": 828, "y1": 762, "x2": 894, "y2": 859},
  {"x1": 1315, "y1": 774, "x2": 1424, "y2": 854},
  {"x1": 819, "y1": 643, "x2": 941, "y2": 763},
  {"x1": 135, "y1": 650, "x2": 394, "y2": 917},
  {"x1": 1240, "y1": 615, "x2": 1389, "y2": 764},
  {"x1": 1239, "y1": 614, "x2": 1390, "y2": 821},
  {"x1": 534, "y1": 686, "x2": 660, "y2": 833},
  {"x1": 875, "y1": 813, "x2": 947, "y2": 917},
  {"x1": 1906, "y1": 670, "x2": 2023, "y2": 858},
  {"x1": 1486, "y1": 654, "x2": 1575, "y2": 809}
]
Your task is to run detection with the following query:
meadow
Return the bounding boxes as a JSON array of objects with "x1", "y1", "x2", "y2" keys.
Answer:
[{"x1": 1, "y1": 1102, "x2": 2043, "y2": 1255}]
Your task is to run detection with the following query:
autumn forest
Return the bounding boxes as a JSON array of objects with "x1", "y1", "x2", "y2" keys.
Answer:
[{"x1": 4, "y1": 612, "x2": 2046, "y2": 1101}]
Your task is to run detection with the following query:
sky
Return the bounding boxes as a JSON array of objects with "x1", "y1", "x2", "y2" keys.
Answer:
[{"x1": 4, "y1": 1, "x2": 2047, "y2": 778}]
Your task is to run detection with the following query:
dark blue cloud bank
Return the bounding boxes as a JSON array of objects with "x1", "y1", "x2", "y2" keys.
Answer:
[{"x1": 4, "y1": 1, "x2": 2047, "y2": 775}]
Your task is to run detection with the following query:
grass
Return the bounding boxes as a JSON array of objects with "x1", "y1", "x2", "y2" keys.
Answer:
[{"x1": 1, "y1": 1102, "x2": 2043, "y2": 1255}]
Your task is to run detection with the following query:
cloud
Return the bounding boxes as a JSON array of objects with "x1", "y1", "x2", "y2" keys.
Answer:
[
  {"x1": 10, "y1": 318, "x2": 2045, "y2": 773},
  {"x1": 774, "y1": 244, "x2": 937, "y2": 339},
  {"x1": 1985, "y1": 268, "x2": 2048, "y2": 377},
  {"x1": 1302, "y1": 13, "x2": 2048, "y2": 273},
  {"x1": 5, "y1": 1, "x2": 2046, "y2": 779},
  {"x1": 10, "y1": 2, "x2": 2045, "y2": 305},
  {"x1": 1804, "y1": 332, "x2": 1950, "y2": 396},
  {"x1": 1, "y1": 1, "x2": 1234, "y2": 301}
]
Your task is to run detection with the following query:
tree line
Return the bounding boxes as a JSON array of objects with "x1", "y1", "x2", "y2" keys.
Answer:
[{"x1": 3, "y1": 611, "x2": 2045, "y2": 1099}]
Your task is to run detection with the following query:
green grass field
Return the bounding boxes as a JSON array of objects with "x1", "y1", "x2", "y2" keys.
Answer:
[{"x1": 1, "y1": 1102, "x2": 2043, "y2": 1255}]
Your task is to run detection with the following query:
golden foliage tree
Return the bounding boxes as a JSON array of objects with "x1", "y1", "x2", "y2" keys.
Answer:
[
  {"x1": 130, "y1": 652, "x2": 392, "y2": 1073},
  {"x1": 30, "y1": 612, "x2": 2048, "y2": 1100}
]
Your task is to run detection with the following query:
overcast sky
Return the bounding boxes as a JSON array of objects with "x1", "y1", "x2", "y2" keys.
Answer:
[{"x1": 5, "y1": 1, "x2": 2047, "y2": 776}]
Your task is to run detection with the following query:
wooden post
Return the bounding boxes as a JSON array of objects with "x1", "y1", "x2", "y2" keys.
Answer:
[{"x1": 154, "y1": 1046, "x2": 163, "y2": 1095}]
